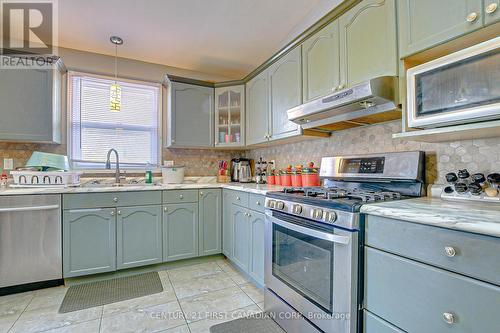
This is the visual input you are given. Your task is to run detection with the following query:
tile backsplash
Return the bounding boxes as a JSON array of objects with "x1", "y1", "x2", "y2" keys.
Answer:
[
  {"x1": 247, "y1": 121, "x2": 500, "y2": 185},
  {"x1": 0, "y1": 143, "x2": 242, "y2": 177},
  {"x1": 2, "y1": 120, "x2": 500, "y2": 184}
]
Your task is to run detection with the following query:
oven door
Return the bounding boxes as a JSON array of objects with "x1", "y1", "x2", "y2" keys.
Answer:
[{"x1": 265, "y1": 211, "x2": 358, "y2": 333}]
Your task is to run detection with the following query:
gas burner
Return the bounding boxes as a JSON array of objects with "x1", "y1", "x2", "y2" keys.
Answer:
[{"x1": 281, "y1": 186, "x2": 401, "y2": 203}]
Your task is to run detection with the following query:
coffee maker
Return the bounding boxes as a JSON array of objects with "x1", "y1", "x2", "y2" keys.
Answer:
[{"x1": 231, "y1": 158, "x2": 252, "y2": 183}]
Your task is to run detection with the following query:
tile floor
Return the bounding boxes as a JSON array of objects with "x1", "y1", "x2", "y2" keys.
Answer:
[{"x1": 0, "y1": 258, "x2": 265, "y2": 333}]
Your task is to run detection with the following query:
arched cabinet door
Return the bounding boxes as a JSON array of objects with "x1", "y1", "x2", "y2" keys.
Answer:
[
  {"x1": 269, "y1": 46, "x2": 302, "y2": 141},
  {"x1": 302, "y1": 19, "x2": 340, "y2": 102},
  {"x1": 163, "y1": 203, "x2": 199, "y2": 261},
  {"x1": 117, "y1": 205, "x2": 162, "y2": 269},
  {"x1": 199, "y1": 189, "x2": 222, "y2": 256},
  {"x1": 63, "y1": 208, "x2": 116, "y2": 277},
  {"x1": 249, "y1": 211, "x2": 265, "y2": 286},
  {"x1": 246, "y1": 70, "x2": 270, "y2": 145},
  {"x1": 232, "y1": 204, "x2": 250, "y2": 271}
]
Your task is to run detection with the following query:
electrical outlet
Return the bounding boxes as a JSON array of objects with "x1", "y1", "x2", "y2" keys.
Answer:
[{"x1": 3, "y1": 158, "x2": 14, "y2": 170}]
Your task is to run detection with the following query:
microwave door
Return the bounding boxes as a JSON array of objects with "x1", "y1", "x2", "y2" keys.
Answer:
[{"x1": 408, "y1": 37, "x2": 500, "y2": 128}]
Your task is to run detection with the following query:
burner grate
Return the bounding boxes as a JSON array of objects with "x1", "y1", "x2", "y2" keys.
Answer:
[{"x1": 282, "y1": 186, "x2": 401, "y2": 203}]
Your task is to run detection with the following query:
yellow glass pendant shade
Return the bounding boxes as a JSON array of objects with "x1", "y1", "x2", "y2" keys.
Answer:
[{"x1": 110, "y1": 83, "x2": 121, "y2": 112}]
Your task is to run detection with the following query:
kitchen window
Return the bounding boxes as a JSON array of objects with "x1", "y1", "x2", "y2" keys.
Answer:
[{"x1": 68, "y1": 72, "x2": 161, "y2": 169}]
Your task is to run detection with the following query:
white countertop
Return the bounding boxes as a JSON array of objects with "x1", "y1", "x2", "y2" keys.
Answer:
[
  {"x1": 0, "y1": 180, "x2": 284, "y2": 196},
  {"x1": 361, "y1": 197, "x2": 500, "y2": 238}
]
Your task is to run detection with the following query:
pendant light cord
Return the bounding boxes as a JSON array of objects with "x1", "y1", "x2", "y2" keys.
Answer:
[{"x1": 114, "y1": 43, "x2": 118, "y2": 83}]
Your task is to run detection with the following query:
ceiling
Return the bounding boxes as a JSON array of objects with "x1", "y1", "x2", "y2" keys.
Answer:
[{"x1": 58, "y1": 0, "x2": 343, "y2": 80}]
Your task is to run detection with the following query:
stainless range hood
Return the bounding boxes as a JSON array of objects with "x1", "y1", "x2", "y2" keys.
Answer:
[{"x1": 288, "y1": 76, "x2": 400, "y2": 133}]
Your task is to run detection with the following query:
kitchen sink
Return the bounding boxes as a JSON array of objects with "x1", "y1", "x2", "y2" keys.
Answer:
[{"x1": 82, "y1": 181, "x2": 162, "y2": 188}]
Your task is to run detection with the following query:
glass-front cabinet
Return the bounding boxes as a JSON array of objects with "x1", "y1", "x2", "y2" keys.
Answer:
[{"x1": 215, "y1": 85, "x2": 245, "y2": 147}]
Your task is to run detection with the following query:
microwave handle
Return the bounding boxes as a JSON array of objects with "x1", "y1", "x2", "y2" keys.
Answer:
[{"x1": 270, "y1": 217, "x2": 350, "y2": 245}]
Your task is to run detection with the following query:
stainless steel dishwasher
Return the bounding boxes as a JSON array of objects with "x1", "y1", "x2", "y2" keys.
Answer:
[{"x1": 0, "y1": 195, "x2": 62, "y2": 291}]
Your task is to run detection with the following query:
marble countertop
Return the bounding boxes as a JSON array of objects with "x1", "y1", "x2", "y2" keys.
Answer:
[
  {"x1": 0, "y1": 179, "x2": 284, "y2": 196},
  {"x1": 361, "y1": 197, "x2": 500, "y2": 238}
]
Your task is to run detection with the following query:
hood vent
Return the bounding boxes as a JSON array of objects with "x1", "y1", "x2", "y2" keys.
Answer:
[{"x1": 288, "y1": 76, "x2": 400, "y2": 133}]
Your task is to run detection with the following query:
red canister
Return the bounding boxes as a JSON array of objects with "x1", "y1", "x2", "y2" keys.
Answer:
[
  {"x1": 281, "y1": 166, "x2": 292, "y2": 186},
  {"x1": 267, "y1": 171, "x2": 276, "y2": 185},
  {"x1": 275, "y1": 172, "x2": 281, "y2": 185},
  {"x1": 302, "y1": 162, "x2": 320, "y2": 187},
  {"x1": 291, "y1": 165, "x2": 303, "y2": 187}
]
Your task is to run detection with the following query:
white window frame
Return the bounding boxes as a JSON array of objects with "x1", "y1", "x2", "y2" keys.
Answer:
[{"x1": 67, "y1": 71, "x2": 163, "y2": 170}]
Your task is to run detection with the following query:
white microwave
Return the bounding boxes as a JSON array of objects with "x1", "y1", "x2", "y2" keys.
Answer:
[{"x1": 407, "y1": 36, "x2": 500, "y2": 129}]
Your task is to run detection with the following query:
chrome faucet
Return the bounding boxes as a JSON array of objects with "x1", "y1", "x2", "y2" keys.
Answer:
[{"x1": 105, "y1": 148, "x2": 121, "y2": 184}]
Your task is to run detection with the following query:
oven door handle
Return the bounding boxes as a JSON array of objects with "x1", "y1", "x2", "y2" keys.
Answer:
[{"x1": 271, "y1": 218, "x2": 350, "y2": 245}]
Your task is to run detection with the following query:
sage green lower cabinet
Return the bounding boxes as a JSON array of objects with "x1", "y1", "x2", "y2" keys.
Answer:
[
  {"x1": 116, "y1": 205, "x2": 162, "y2": 270},
  {"x1": 63, "y1": 208, "x2": 116, "y2": 277},
  {"x1": 231, "y1": 204, "x2": 250, "y2": 271},
  {"x1": 222, "y1": 190, "x2": 234, "y2": 258},
  {"x1": 365, "y1": 247, "x2": 500, "y2": 332},
  {"x1": 248, "y1": 211, "x2": 265, "y2": 285},
  {"x1": 199, "y1": 189, "x2": 222, "y2": 256},
  {"x1": 398, "y1": 0, "x2": 483, "y2": 57},
  {"x1": 364, "y1": 310, "x2": 404, "y2": 333},
  {"x1": 163, "y1": 202, "x2": 199, "y2": 261}
]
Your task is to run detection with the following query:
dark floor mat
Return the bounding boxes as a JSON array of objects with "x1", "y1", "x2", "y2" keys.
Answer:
[{"x1": 59, "y1": 272, "x2": 163, "y2": 313}]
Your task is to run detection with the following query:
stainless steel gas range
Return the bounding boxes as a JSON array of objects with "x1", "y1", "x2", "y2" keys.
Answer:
[{"x1": 264, "y1": 151, "x2": 425, "y2": 333}]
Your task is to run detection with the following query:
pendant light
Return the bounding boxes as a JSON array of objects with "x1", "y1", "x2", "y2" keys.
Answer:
[{"x1": 109, "y1": 35, "x2": 123, "y2": 112}]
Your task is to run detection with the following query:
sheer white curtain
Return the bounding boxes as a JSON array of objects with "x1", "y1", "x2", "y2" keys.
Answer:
[{"x1": 69, "y1": 73, "x2": 161, "y2": 169}]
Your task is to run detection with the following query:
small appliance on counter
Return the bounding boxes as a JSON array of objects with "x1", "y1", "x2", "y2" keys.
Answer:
[
  {"x1": 162, "y1": 163, "x2": 185, "y2": 184},
  {"x1": 442, "y1": 169, "x2": 500, "y2": 202},
  {"x1": 10, "y1": 152, "x2": 82, "y2": 187},
  {"x1": 238, "y1": 158, "x2": 252, "y2": 183}
]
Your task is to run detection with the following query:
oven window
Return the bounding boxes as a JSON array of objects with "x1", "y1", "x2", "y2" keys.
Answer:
[
  {"x1": 272, "y1": 222, "x2": 333, "y2": 314},
  {"x1": 415, "y1": 49, "x2": 500, "y2": 116}
]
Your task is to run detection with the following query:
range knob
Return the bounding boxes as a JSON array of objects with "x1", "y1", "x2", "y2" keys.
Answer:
[
  {"x1": 292, "y1": 204, "x2": 303, "y2": 214},
  {"x1": 324, "y1": 211, "x2": 337, "y2": 223},
  {"x1": 312, "y1": 208, "x2": 323, "y2": 220},
  {"x1": 266, "y1": 200, "x2": 276, "y2": 208},
  {"x1": 276, "y1": 201, "x2": 285, "y2": 210}
]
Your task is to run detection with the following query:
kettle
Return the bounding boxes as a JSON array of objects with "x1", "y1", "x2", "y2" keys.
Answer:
[
  {"x1": 230, "y1": 158, "x2": 240, "y2": 182},
  {"x1": 238, "y1": 159, "x2": 252, "y2": 183}
]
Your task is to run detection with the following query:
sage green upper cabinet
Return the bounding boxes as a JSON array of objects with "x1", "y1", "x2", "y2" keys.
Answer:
[
  {"x1": 339, "y1": 0, "x2": 397, "y2": 87},
  {"x1": 246, "y1": 70, "x2": 270, "y2": 145},
  {"x1": 163, "y1": 202, "x2": 199, "y2": 261},
  {"x1": 199, "y1": 189, "x2": 222, "y2": 256},
  {"x1": 215, "y1": 85, "x2": 245, "y2": 147},
  {"x1": 63, "y1": 208, "x2": 116, "y2": 277},
  {"x1": 485, "y1": 0, "x2": 500, "y2": 25},
  {"x1": 167, "y1": 81, "x2": 214, "y2": 148},
  {"x1": 302, "y1": 20, "x2": 340, "y2": 102},
  {"x1": 0, "y1": 58, "x2": 63, "y2": 143},
  {"x1": 398, "y1": 0, "x2": 483, "y2": 58},
  {"x1": 116, "y1": 205, "x2": 162, "y2": 270},
  {"x1": 268, "y1": 47, "x2": 302, "y2": 141}
]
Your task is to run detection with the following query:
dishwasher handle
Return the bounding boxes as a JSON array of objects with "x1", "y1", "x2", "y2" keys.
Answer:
[{"x1": 0, "y1": 205, "x2": 60, "y2": 213}]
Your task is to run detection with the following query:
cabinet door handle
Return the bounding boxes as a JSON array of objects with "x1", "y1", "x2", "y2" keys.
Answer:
[
  {"x1": 200, "y1": 191, "x2": 204, "y2": 197},
  {"x1": 443, "y1": 312, "x2": 455, "y2": 325},
  {"x1": 256, "y1": 201, "x2": 261, "y2": 206},
  {"x1": 236, "y1": 196, "x2": 240, "y2": 201},
  {"x1": 337, "y1": 84, "x2": 345, "y2": 90},
  {"x1": 117, "y1": 210, "x2": 121, "y2": 215},
  {"x1": 113, "y1": 197, "x2": 118, "y2": 203},
  {"x1": 110, "y1": 210, "x2": 115, "y2": 216},
  {"x1": 248, "y1": 213, "x2": 251, "y2": 217},
  {"x1": 179, "y1": 194, "x2": 183, "y2": 199},
  {"x1": 444, "y1": 246, "x2": 457, "y2": 257},
  {"x1": 486, "y1": 3, "x2": 498, "y2": 14},
  {"x1": 164, "y1": 207, "x2": 168, "y2": 212},
  {"x1": 466, "y1": 12, "x2": 479, "y2": 22}
]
